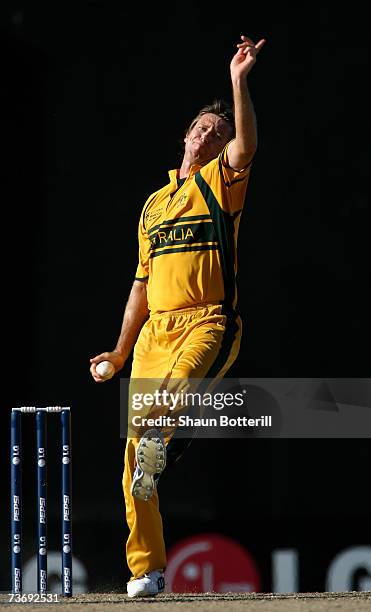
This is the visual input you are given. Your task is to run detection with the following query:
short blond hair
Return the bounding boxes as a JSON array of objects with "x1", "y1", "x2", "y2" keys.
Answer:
[{"x1": 186, "y1": 99, "x2": 235, "y2": 137}]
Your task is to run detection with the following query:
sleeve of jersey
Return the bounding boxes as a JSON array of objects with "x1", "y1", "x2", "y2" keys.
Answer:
[
  {"x1": 200, "y1": 140, "x2": 253, "y2": 215},
  {"x1": 134, "y1": 210, "x2": 150, "y2": 282}
]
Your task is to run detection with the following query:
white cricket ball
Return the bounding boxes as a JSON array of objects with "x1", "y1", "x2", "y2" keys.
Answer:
[{"x1": 96, "y1": 360, "x2": 115, "y2": 380}]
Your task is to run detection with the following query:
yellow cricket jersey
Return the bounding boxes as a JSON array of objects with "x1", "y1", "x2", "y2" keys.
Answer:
[{"x1": 135, "y1": 140, "x2": 253, "y2": 314}]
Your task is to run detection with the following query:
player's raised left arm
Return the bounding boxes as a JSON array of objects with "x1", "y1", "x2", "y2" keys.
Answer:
[{"x1": 227, "y1": 35, "x2": 266, "y2": 171}]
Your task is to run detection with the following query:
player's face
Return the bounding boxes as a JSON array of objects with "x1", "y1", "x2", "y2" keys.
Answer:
[{"x1": 184, "y1": 113, "x2": 232, "y2": 164}]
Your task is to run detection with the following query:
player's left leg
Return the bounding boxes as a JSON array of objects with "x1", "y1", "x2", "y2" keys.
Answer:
[
  {"x1": 165, "y1": 304, "x2": 242, "y2": 465},
  {"x1": 124, "y1": 304, "x2": 242, "y2": 594}
]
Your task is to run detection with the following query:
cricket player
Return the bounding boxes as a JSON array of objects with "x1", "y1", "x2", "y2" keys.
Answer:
[{"x1": 90, "y1": 34, "x2": 265, "y2": 597}]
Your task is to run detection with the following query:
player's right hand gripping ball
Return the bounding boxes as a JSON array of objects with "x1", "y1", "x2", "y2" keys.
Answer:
[{"x1": 96, "y1": 360, "x2": 115, "y2": 380}]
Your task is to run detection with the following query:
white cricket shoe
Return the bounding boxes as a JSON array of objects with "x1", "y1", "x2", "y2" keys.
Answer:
[
  {"x1": 127, "y1": 569, "x2": 165, "y2": 597},
  {"x1": 131, "y1": 428, "x2": 166, "y2": 501}
]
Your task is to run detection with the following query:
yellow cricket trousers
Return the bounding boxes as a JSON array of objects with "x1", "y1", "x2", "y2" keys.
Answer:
[{"x1": 123, "y1": 303, "x2": 242, "y2": 579}]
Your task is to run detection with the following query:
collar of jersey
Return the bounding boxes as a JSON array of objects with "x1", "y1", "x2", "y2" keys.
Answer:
[{"x1": 168, "y1": 163, "x2": 202, "y2": 185}]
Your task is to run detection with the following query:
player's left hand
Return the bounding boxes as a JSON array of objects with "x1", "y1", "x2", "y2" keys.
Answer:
[{"x1": 230, "y1": 35, "x2": 266, "y2": 80}]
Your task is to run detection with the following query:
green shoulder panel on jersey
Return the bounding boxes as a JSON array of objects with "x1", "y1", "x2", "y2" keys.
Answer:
[{"x1": 194, "y1": 171, "x2": 236, "y2": 310}]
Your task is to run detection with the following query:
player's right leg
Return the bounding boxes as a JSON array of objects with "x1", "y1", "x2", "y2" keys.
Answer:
[
  {"x1": 123, "y1": 436, "x2": 167, "y2": 587},
  {"x1": 123, "y1": 319, "x2": 169, "y2": 593}
]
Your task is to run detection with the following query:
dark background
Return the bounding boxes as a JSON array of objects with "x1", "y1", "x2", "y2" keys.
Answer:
[{"x1": 1, "y1": 0, "x2": 370, "y2": 594}]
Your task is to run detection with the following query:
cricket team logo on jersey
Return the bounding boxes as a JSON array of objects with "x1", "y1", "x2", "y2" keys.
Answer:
[
  {"x1": 177, "y1": 192, "x2": 188, "y2": 207},
  {"x1": 145, "y1": 208, "x2": 163, "y2": 226}
]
